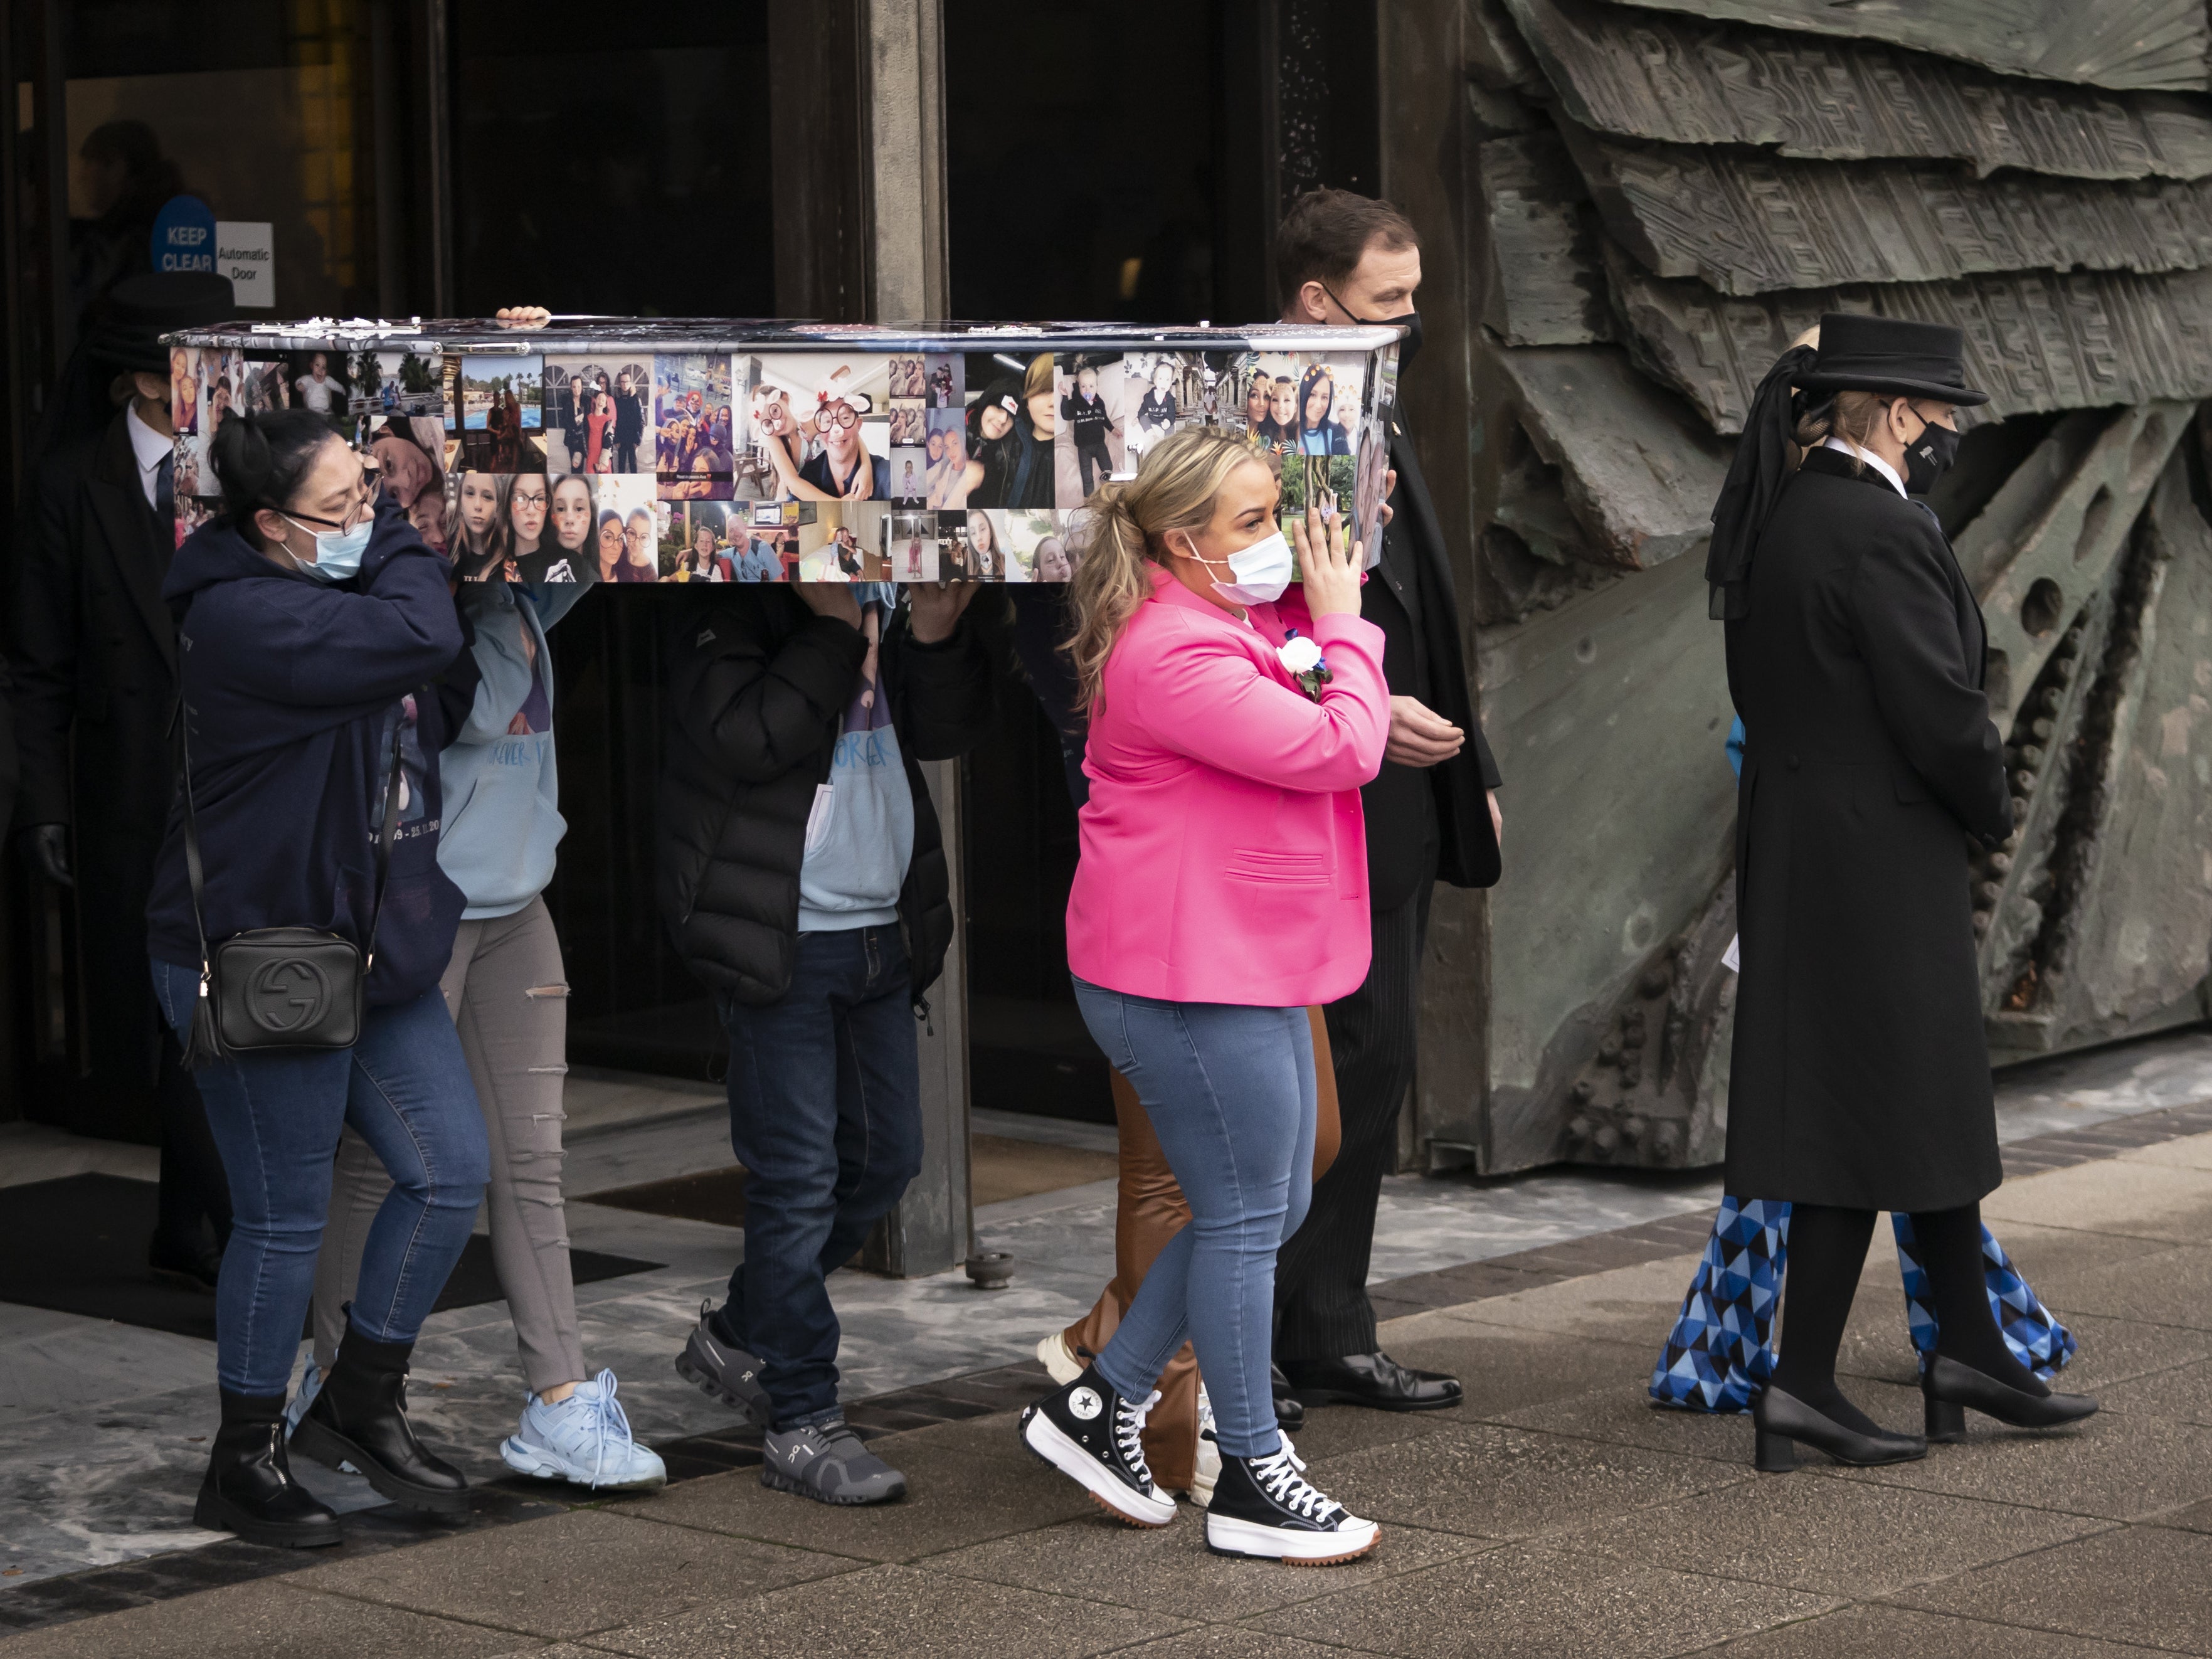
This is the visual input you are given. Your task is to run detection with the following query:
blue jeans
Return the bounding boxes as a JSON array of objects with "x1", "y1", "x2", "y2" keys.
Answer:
[
  {"x1": 152, "y1": 958, "x2": 489, "y2": 1396},
  {"x1": 715, "y1": 925, "x2": 923, "y2": 1428},
  {"x1": 1072, "y1": 977, "x2": 1316, "y2": 1458}
]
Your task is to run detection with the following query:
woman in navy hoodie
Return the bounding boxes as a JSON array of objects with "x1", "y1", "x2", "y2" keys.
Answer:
[{"x1": 146, "y1": 407, "x2": 488, "y2": 1548}]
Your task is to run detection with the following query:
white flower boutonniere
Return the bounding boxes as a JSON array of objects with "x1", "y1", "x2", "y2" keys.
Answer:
[{"x1": 1277, "y1": 629, "x2": 1332, "y2": 699}]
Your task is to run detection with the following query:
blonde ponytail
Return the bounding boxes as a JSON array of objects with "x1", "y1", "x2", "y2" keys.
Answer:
[{"x1": 1063, "y1": 427, "x2": 1268, "y2": 714}]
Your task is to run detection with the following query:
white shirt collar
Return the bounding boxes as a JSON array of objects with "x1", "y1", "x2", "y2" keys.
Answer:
[
  {"x1": 1823, "y1": 435, "x2": 1905, "y2": 498},
  {"x1": 124, "y1": 401, "x2": 171, "y2": 475}
]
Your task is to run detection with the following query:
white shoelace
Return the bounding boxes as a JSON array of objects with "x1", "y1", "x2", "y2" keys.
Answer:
[
  {"x1": 1114, "y1": 1387, "x2": 1162, "y2": 1484},
  {"x1": 561, "y1": 1369, "x2": 633, "y2": 1486},
  {"x1": 1249, "y1": 1439, "x2": 1341, "y2": 1524}
]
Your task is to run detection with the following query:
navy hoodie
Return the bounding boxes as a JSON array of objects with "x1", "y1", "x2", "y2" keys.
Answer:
[{"x1": 146, "y1": 494, "x2": 468, "y2": 1007}]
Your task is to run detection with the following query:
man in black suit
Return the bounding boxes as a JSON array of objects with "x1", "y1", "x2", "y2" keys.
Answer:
[
  {"x1": 1271, "y1": 190, "x2": 1504, "y2": 1412},
  {"x1": 13, "y1": 270, "x2": 238, "y2": 1287}
]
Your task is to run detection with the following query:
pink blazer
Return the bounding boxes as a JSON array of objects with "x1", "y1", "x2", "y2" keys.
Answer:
[{"x1": 1066, "y1": 565, "x2": 1389, "y2": 1006}]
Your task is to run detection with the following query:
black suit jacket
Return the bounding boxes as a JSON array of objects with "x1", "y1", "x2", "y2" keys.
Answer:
[{"x1": 1359, "y1": 424, "x2": 1501, "y2": 909}]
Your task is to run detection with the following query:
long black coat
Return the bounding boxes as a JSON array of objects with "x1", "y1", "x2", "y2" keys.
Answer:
[
  {"x1": 1359, "y1": 425, "x2": 1501, "y2": 908},
  {"x1": 1723, "y1": 447, "x2": 2013, "y2": 1212},
  {"x1": 11, "y1": 411, "x2": 181, "y2": 1103},
  {"x1": 656, "y1": 590, "x2": 995, "y2": 1007}
]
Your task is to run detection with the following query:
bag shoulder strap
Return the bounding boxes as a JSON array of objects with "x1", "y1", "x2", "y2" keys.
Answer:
[{"x1": 172, "y1": 687, "x2": 418, "y2": 969}]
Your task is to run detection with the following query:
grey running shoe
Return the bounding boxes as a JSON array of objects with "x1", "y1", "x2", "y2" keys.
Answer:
[
  {"x1": 760, "y1": 1421, "x2": 907, "y2": 1505},
  {"x1": 674, "y1": 1301, "x2": 773, "y2": 1426}
]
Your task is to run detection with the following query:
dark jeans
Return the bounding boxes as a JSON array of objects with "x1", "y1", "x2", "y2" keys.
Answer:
[
  {"x1": 1076, "y1": 436, "x2": 1113, "y2": 497},
  {"x1": 152, "y1": 959, "x2": 489, "y2": 1396},
  {"x1": 614, "y1": 441, "x2": 640, "y2": 474},
  {"x1": 714, "y1": 925, "x2": 922, "y2": 1428}
]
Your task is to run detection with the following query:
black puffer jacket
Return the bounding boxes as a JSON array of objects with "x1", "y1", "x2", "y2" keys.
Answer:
[{"x1": 656, "y1": 590, "x2": 994, "y2": 1006}]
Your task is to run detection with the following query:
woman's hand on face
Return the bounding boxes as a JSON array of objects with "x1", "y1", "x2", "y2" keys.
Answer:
[{"x1": 1294, "y1": 503, "x2": 1362, "y2": 619}]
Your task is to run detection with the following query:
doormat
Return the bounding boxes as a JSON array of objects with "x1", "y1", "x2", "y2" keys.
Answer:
[{"x1": 0, "y1": 1174, "x2": 661, "y2": 1343}]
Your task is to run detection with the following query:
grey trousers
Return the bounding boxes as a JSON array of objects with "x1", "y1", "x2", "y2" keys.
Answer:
[{"x1": 311, "y1": 896, "x2": 586, "y2": 1392}]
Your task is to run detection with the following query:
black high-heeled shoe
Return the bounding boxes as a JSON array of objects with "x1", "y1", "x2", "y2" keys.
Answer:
[
  {"x1": 1752, "y1": 1384, "x2": 1927, "y2": 1473},
  {"x1": 1921, "y1": 1353, "x2": 2099, "y2": 1441}
]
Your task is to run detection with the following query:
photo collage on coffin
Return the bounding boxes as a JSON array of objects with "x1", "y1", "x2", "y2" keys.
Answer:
[{"x1": 167, "y1": 332, "x2": 1389, "y2": 583}]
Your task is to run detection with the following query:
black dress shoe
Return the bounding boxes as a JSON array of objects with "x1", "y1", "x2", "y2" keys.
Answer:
[
  {"x1": 1281, "y1": 1351, "x2": 1464, "y2": 1413},
  {"x1": 294, "y1": 1322, "x2": 470, "y2": 1515},
  {"x1": 1271, "y1": 1362, "x2": 1304, "y2": 1431},
  {"x1": 1752, "y1": 1384, "x2": 1925, "y2": 1472},
  {"x1": 1922, "y1": 1354, "x2": 2098, "y2": 1441},
  {"x1": 149, "y1": 1233, "x2": 223, "y2": 1295},
  {"x1": 194, "y1": 1390, "x2": 341, "y2": 1548}
]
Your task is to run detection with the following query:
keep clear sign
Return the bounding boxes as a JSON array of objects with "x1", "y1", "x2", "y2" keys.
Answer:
[
  {"x1": 151, "y1": 194, "x2": 216, "y2": 273},
  {"x1": 215, "y1": 221, "x2": 274, "y2": 308}
]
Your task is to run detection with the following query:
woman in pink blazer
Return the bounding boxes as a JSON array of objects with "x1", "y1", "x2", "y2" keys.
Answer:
[{"x1": 1020, "y1": 428, "x2": 1389, "y2": 1564}]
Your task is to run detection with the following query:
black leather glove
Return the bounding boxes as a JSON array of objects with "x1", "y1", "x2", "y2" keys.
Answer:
[{"x1": 19, "y1": 823, "x2": 71, "y2": 887}]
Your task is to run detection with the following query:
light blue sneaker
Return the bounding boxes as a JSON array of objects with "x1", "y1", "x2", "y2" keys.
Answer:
[
  {"x1": 283, "y1": 1362, "x2": 323, "y2": 1439},
  {"x1": 500, "y1": 1370, "x2": 667, "y2": 1491}
]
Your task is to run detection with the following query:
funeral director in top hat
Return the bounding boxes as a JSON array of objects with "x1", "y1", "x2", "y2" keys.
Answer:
[{"x1": 1706, "y1": 313, "x2": 2097, "y2": 1475}]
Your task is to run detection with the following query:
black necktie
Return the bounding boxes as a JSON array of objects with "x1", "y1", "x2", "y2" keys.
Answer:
[{"x1": 154, "y1": 451, "x2": 175, "y2": 519}]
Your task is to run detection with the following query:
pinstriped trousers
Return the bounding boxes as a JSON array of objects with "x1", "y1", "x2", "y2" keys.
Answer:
[{"x1": 1274, "y1": 877, "x2": 1433, "y2": 1362}]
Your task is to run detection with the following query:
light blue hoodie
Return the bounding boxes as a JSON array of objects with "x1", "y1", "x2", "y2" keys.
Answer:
[{"x1": 437, "y1": 584, "x2": 582, "y2": 919}]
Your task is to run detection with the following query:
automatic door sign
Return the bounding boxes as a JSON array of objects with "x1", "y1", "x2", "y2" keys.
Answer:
[{"x1": 152, "y1": 196, "x2": 218, "y2": 275}]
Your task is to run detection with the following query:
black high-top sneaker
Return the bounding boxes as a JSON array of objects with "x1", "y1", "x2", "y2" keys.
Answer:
[
  {"x1": 1019, "y1": 1362, "x2": 1176, "y2": 1527},
  {"x1": 1205, "y1": 1437, "x2": 1379, "y2": 1564}
]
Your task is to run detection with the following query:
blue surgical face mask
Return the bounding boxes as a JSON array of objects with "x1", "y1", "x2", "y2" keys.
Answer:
[{"x1": 283, "y1": 512, "x2": 373, "y2": 583}]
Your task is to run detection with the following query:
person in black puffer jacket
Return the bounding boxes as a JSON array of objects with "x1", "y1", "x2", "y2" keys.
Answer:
[{"x1": 663, "y1": 578, "x2": 993, "y2": 1505}]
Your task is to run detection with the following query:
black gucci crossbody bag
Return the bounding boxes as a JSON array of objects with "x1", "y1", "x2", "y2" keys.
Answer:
[{"x1": 175, "y1": 697, "x2": 414, "y2": 1068}]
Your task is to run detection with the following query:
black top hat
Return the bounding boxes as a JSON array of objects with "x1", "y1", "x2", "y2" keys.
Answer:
[
  {"x1": 84, "y1": 271, "x2": 236, "y2": 374},
  {"x1": 1795, "y1": 312, "x2": 1987, "y2": 406}
]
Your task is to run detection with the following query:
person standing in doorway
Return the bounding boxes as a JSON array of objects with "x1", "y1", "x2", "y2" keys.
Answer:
[
  {"x1": 1270, "y1": 188, "x2": 1503, "y2": 1416},
  {"x1": 13, "y1": 272, "x2": 240, "y2": 1292},
  {"x1": 662, "y1": 581, "x2": 994, "y2": 1505}
]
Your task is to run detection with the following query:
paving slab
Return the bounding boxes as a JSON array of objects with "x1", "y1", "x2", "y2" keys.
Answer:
[
  {"x1": 1108, "y1": 1632, "x2": 1396, "y2": 1659},
  {"x1": 290, "y1": 1506, "x2": 850, "y2": 1640},
  {"x1": 603, "y1": 1414, "x2": 1096, "y2": 1562},
  {"x1": 1239, "y1": 1542, "x2": 1837, "y2": 1659},
  {"x1": 578, "y1": 1560, "x2": 1188, "y2": 1658},
  {"x1": 0, "y1": 1577, "x2": 526, "y2": 1658},
  {"x1": 2035, "y1": 1312, "x2": 2212, "y2": 1392},
  {"x1": 2030, "y1": 1244, "x2": 2212, "y2": 1333},
  {"x1": 1834, "y1": 1411, "x2": 2212, "y2": 1522},
  {"x1": 1417, "y1": 1255, "x2": 1707, "y2": 1343},
  {"x1": 2115, "y1": 1129, "x2": 2212, "y2": 1174},
  {"x1": 1555, "y1": 1466, "x2": 2111, "y2": 1596},
  {"x1": 1893, "y1": 1523, "x2": 2212, "y2": 1653},
  {"x1": 1372, "y1": 1323, "x2": 1666, "y2": 1418},
  {"x1": 932, "y1": 1513, "x2": 1486, "y2": 1622},
  {"x1": 1697, "y1": 1601, "x2": 2169, "y2": 1656},
  {"x1": 1982, "y1": 1158, "x2": 2212, "y2": 1245},
  {"x1": 1494, "y1": 1377, "x2": 1922, "y2": 1464},
  {"x1": 1309, "y1": 1421, "x2": 1752, "y2": 1542},
  {"x1": 2093, "y1": 1357, "x2": 2212, "y2": 1426}
]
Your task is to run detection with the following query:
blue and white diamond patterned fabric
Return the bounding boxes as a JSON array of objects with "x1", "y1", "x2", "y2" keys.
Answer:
[
  {"x1": 1647, "y1": 1197, "x2": 1790, "y2": 1413},
  {"x1": 1649, "y1": 1200, "x2": 2076, "y2": 1413}
]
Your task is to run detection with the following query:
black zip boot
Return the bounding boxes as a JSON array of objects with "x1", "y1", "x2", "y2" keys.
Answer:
[
  {"x1": 194, "y1": 1389, "x2": 342, "y2": 1548},
  {"x1": 294, "y1": 1322, "x2": 470, "y2": 1514}
]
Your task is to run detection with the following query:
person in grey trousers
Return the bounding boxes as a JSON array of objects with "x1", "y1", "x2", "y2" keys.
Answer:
[{"x1": 293, "y1": 576, "x2": 666, "y2": 1490}]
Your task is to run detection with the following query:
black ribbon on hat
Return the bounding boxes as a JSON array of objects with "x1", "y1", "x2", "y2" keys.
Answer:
[{"x1": 1705, "y1": 344, "x2": 1817, "y2": 622}]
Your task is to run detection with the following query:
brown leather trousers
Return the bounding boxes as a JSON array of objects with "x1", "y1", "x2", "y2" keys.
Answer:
[{"x1": 1057, "y1": 1007, "x2": 1340, "y2": 1490}]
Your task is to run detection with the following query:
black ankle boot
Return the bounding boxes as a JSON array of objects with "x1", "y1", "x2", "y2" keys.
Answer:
[
  {"x1": 294, "y1": 1323, "x2": 470, "y2": 1514},
  {"x1": 1922, "y1": 1353, "x2": 2099, "y2": 1441},
  {"x1": 194, "y1": 1389, "x2": 341, "y2": 1547},
  {"x1": 1752, "y1": 1384, "x2": 1926, "y2": 1472}
]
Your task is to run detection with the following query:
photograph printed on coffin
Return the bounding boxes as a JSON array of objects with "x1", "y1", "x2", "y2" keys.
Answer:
[
  {"x1": 923, "y1": 352, "x2": 961, "y2": 410},
  {"x1": 1350, "y1": 340, "x2": 1399, "y2": 568},
  {"x1": 543, "y1": 352, "x2": 652, "y2": 477},
  {"x1": 275, "y1": 347, "x2": 353, "y2": 433},
  {"x1": 998, "y1": 509, "x2": 1059, "y2": 583},
  {"x1": 451, "y1": 354, "x2": 544, "y2": 474},
  {"x1": 169, "y1": 345, "x2": 242, "y2": 500},
  {"x1": 934, "y1": 507, "x2": 981, "y2": 581},
  {"x1": 923, "y1": 407, "x2": 969, "y2": 508},
  {"x1": 795, "y1": 499, "x2": 889, "y2": 581},
  {"x1": 1054, "y1": 352, "x2": 1124, "y2": 509},
  {"x1": 655, "y1": 353, "x2": 735, "y2": 501},
  {"x1": 583, "y1": 473, "x2": 660, "y2": 583},
  {"x1": 660, "y1": 498, "x2": 743, "y2": 581},
  {"x1": 365, "y1": 413, "x2": 450, "y2": 556},
  {"x1": 346, "y1": 346, "x2": 442, "y2": 419},
  {"x1": 889, "y1": 508, "x2": 937, "y2": 581},
  {"x1": 1126, "y1": 349, "x2": 1237, "y2": 458},
  {"x1": 237, "y1": 354, "x2": 293, "y2": 418},
  {"x1": 955, "y1": 349, "x2": 1057, "y2": 511},
  {"x1": 726, "y1": 514, "x2": 791, "y2": 583},
  {"x1": 741, "y1": 351, "x2": 894, "y2": 504}
]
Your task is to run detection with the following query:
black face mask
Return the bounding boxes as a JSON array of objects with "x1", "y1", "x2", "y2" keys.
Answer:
[
  {"x1": 1321, "y1": 285, "x2": 1421, "y2": 372},
  {"x1": 1902, "y1": 410, "x2": 1959, "y2": 495}
]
